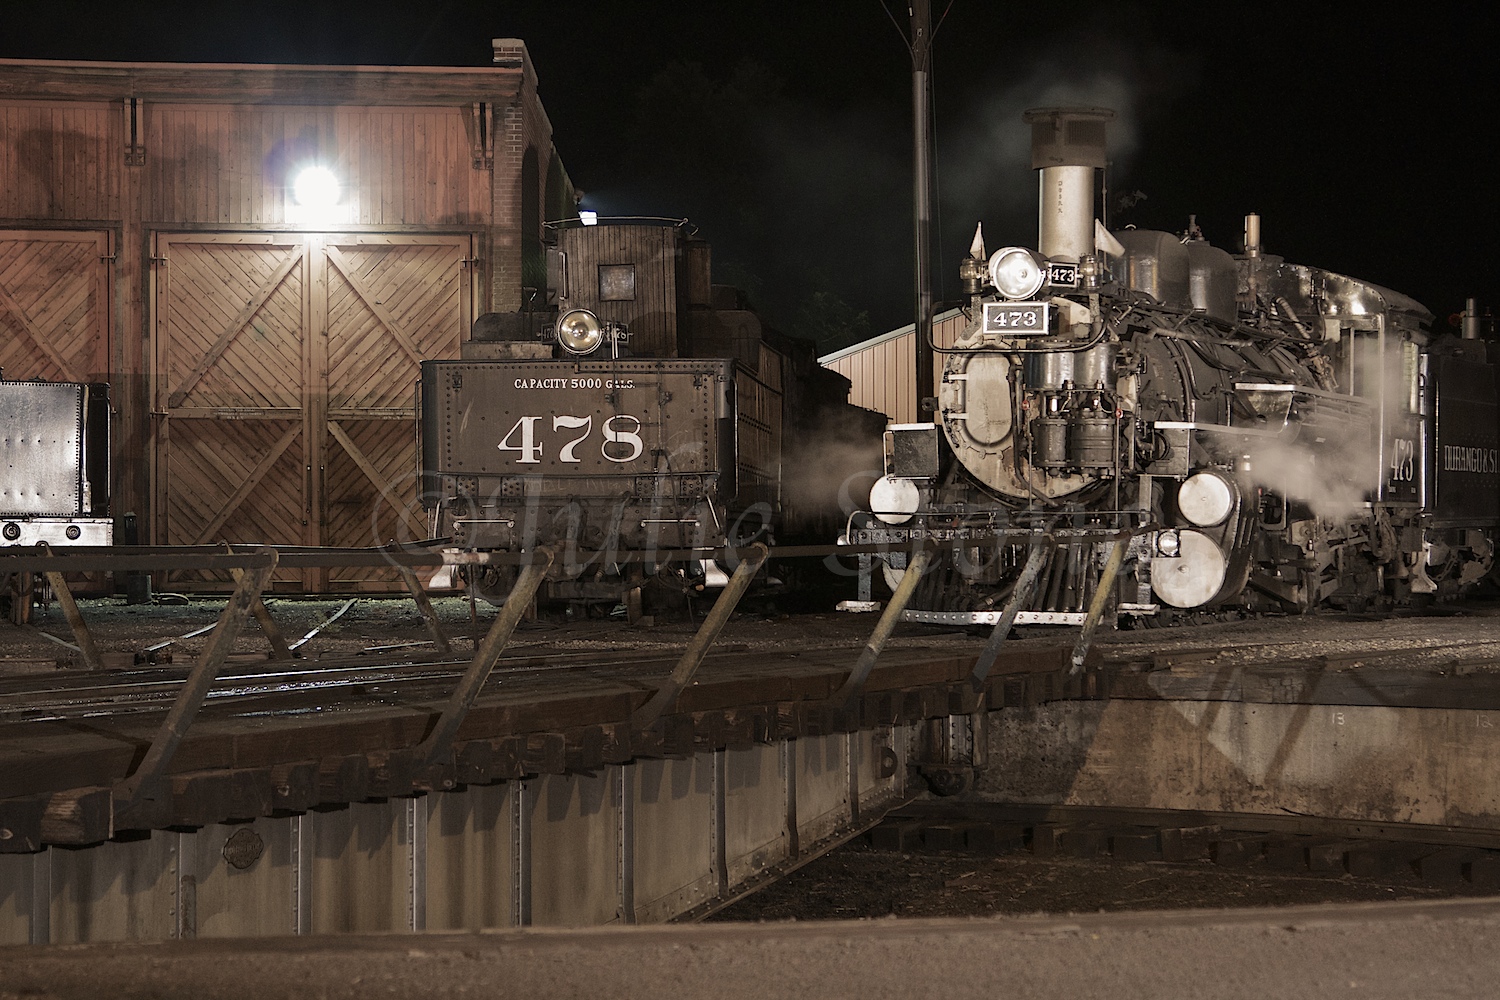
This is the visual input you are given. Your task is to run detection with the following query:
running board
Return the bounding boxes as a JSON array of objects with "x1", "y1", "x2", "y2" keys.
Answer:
[{"x1": 904, "y1": 603, "x2": 1159, "y2": 627}]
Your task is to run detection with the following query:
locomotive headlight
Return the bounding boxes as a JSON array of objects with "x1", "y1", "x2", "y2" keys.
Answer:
[
  {"x1": 556, "y1": 309, "x2": 604, "y2": 355},
  {"x1": 988, "y1": 246, "x2": 1046, "y2": 300}
]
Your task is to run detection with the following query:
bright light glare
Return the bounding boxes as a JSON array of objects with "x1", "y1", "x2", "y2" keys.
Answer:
[
  {"x1": 293, "y1": 167, "x2": 341, "y2": 208},
  {"x1": 579, "y1": 210, "x2": 598, "y2": 226}
]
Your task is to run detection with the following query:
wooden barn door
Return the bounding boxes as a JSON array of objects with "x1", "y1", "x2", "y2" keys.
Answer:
[
  {"x1": 0, "y1": 230, "x2": 111, "y2": 383},
  {"x1": 152, "y1": 231, "x2": 472, "y2": 590},
  {"x1": 320, "y1": 235, "x2": 471, "y2": 589},
  {"x1": 152, "y1": 233, "x2": 312, "y2": 588}
]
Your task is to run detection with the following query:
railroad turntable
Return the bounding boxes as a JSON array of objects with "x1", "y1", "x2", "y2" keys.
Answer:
[{"x1": 6, "y1": 582, "x2": 1500, "y2": 945}]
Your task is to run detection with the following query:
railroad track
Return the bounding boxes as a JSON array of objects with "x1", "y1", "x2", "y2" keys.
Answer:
[
  {"x1": 866, "y1": 802, "x2": 1500, "y2": 879},
  {"x1": 0, "y1": 638, "x2": 863, "y2": 724}
]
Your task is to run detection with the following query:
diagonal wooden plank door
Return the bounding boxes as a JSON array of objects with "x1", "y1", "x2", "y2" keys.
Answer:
[
  {"x1": 153, "y1": 232, "x2": 473, "y2": 591},
  {"x1": 0, "y1": 230, "x2": 110, "y2": 383},
  {"x1": 152, "y1": 233, "x2": 311, "y2": 588},
  {"x1": 319, "y1": 235, "x2": 472, "y2": 589}
]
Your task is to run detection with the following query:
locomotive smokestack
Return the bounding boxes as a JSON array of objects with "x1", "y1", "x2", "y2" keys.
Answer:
[
  {"x1": 1244, "y1": 213, "x2": 1262, "y2": 257},
  {"x1": 1023, "y1": 107, "x2": 1113, "y2": 262}
]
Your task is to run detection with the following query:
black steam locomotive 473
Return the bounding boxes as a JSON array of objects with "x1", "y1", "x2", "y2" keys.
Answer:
[
  {"x1": 420, "y1": 218, "x2": 878, "y2": 608},
  {"x1": 854, "y1": 107, "x2": 1496, "y2": 624}
]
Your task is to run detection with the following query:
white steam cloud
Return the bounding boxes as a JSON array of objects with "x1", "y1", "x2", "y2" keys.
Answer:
[{"x1": 1239, "y1": 345, "x2": 1411, "y2": 521}]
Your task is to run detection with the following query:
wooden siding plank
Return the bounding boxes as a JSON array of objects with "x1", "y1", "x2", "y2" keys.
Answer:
[
  {"x1": 326, "y1": 421, "x2": 425, "y2": 540},
  {"x1": 188, "y1": 421, "x2": 301, "y2": 544},
  {"x1": 0, "y1": 278, "x2": 85, "y2": 382},
  {"x1": 0, "y1": 230, "x2": 109, "y2": 383},
  {"x1": 166, "y1": 246, "x2": 302, "y2": 406},
  {"x1": 323, "y1": 245, "x2": 426, "y2": 368}
]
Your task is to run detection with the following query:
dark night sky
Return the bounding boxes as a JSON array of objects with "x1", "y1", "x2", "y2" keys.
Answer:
[{"x1": 5, "y1": 2, "x2": 1497, "y2": 350}]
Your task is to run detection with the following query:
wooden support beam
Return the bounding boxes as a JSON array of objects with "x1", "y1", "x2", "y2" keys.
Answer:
[
  {"x1": 453, "y1": 736, "x2": 524, "y2": 786},
  {"x1": 969, "y1": 536, "x2": 1052, "y2": 690},
  {"x1": 417, "y1": 547, "x2": 555, "y2": 767},
  {"x1": 832, "y1": 546, "x2": 934, "y2": 709},
  {"x1": 170, "y1": 769, "x2": 274, "y2": 827},
  {"x1": 365, "y1": 749, "x2": 418, "y2": 798},
  {"x1": 271, "y1": 761, "x2": 320, "y2": 812},
  {"x1": 36, "y1": 543, "x2": 104, "y2": 673},
  {"x1": 396, "y1": 565, "x2": 451, "y2": 655},
  {"x1": 1070, "y1": 533, "x2": 1132, "y2": 675},
  {"x1": 317, "y1": 754, "x2": 371, "y2": 805},
  {"x1": 0, "y1": 796, "x2": 44, "y2": 853},
  {"x1": 226, "y1": 544, "x2": 293, "y2": 660},
  {"x1": 522, "y1": 733, "x2": 566, "y2": 776},
  {"x1": 114, "y1": 549, "x2": 279, "y2": 810},
  {"x1": 41, "y1": 787, "x2": 112, "y2": 845},
  {"x1": 565, "y1": 727, "x2": 605, "y2": 772},
  {"x1": 630, "y1": 544, "x2": 767, "y2": 728}
]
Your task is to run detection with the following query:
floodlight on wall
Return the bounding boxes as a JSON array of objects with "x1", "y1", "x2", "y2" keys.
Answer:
[
  {"x1": 293, "y1": 166, "x2": 341, "y2": 209},
  {"x1": 579, "y1": 210, "x2": 598, "y2": 226},
  {"x1": 288, "y1": 165, "x2": 347, "y2": 226}
]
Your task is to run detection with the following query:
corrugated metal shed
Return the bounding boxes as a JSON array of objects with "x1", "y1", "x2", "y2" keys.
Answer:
[{"x1": 818, "y1": 308, "x2": 969, "y2": 422}]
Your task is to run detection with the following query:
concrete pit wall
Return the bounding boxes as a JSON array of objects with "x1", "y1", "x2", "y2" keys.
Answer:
[
  {"x1": 0, "y1": 729, "x2": 909, "y2": 945},
  {"x1": 977, "y1": 700, "x2": 1500, "y2": 826}
]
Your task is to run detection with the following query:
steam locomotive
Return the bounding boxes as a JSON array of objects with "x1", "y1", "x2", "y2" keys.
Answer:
[
  {"x1": 853, "y1": 107, "x2": 1496, "y2": 624},
  {"x1": 419, "y1": 219, "x2": 879, "y2": 609}
]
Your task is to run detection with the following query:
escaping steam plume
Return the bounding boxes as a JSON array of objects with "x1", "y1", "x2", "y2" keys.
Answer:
[
  {"x1": 1240, "y1": 345, "x2": 1413, "y2": 521},
  {"x1": 1243, "y1": 433, "x2": 1372, "y2": 522},
  {"x1": 939, "y1": 60, "x2": 1142, "y2": 251},
  {"x1": 779, "y1": 402, "x2": 887, "y2": 540}
]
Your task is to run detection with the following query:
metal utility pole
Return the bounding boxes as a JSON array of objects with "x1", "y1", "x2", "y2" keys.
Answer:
[{"x1": 909, "y1": 0, "x2": 935, "y2": 416}]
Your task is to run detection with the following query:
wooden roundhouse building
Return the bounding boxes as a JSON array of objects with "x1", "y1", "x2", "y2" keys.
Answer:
[{"x1": 0, "y1": 39, "x2": 573, "y2": 590}]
